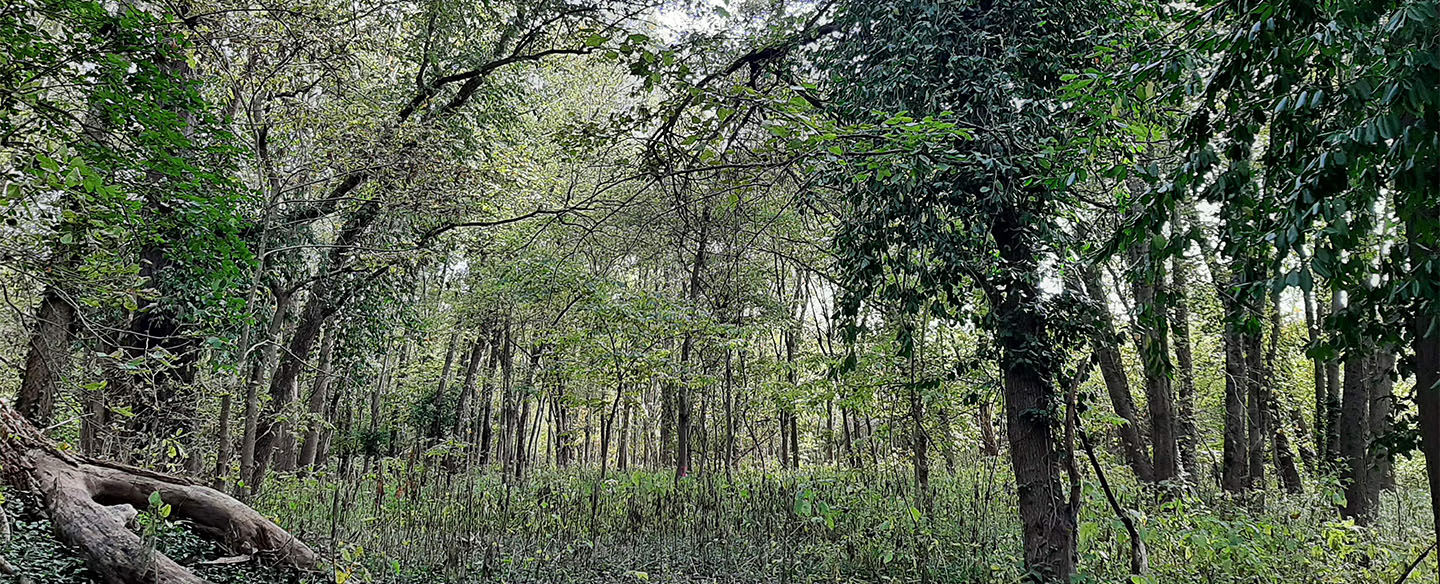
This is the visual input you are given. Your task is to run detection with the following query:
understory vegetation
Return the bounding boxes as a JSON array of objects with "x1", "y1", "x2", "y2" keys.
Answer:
[{"x1": 6, "y1": 465, "x2": 1438, "y2": 583}]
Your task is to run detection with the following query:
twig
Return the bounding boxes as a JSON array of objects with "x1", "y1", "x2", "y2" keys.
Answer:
[{"x1": 1394, "y1": 540, "x2": 1436, "y2": 584}]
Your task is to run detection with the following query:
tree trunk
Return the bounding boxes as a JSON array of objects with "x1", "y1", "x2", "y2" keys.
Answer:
[
  {"x1": 238, "y1": 289, "x2": 290, "y2": 495},
  {"x1": 1075, "y1": 268, "x2": 1153, "y2": 482},
  {"x1": 1129, "y1": 245, "x2": 1180, "y2": 483},
  {"x1": 453, "y1": 336, "x2": 487, "y2": 438},
  {"x1": 1263, "y1": 292, "x2": 1304, "y2": 494},
  {"x1": 16, "y1": 286, "x2": 77, "y2": 425},
  {"x1": 676, "y1": 208, "x2": 711, "y2": 479},
  {"x1": 992, "y1": 209, "x2": 1074, "y2": 582},
  {"x1": 1, "y1": 404, "x2": 316, "y2": 584},
  {"x1": 1171, "y1": 254, "x2": 1199, "y2": 479},
  {"x1": 1403, "y1": 200, "x2": 1440, "y2": 569},
  {"x1": 298, "y1": 325, "x2": 336, "y2": 469},
  {"x1": 478, "y1": 325, "x2": 502, "y2": 464},
  {"x1": 1244, "y1": 322, "x2": 1267, "y2": 491},
  {"x1": 1301, "y1": 254, "x2": 1330, "y2": 466},
  {"x1": 1365, "y1": 351, "x2": 1397, "y2": 498},
  {"x1": 251, "y1": 201, "x2": 382, "y2": 494},
  {"x1": 1324, "y1": 294, "x2": 1343, "y2": 462},
  {"x1": 428, "y1": 330, "x2": 461, "y2": 441},
  {"x1": 250, "y1": 295, "x2": 328, "y2": 493},
  {"x1": 1340, "y1": 351, "x2": 1374, "y2": 520},
  {"x1": 1221, "y1": 313, "x2": 1250, "y2": 493}
]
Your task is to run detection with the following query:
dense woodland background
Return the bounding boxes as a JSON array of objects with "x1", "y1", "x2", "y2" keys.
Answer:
[{"x1": 1, "y1": 0, "x2": 1438, "y2": 582}]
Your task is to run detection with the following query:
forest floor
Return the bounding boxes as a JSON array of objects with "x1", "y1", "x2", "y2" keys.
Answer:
[{"x1": 3, "y1": 461, "x2": 1435, "y2": 583}]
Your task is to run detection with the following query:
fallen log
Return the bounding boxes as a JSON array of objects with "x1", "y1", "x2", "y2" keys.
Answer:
[{"x1": 0, "y1": 403, "x2": 316, "y2": 584}]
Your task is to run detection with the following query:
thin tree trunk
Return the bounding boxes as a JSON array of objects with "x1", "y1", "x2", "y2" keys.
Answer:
[
  {"x1": 676, "y1": 208, "x2": 711, "y2": 478},
  {"x1": 1075, "y1": 267, "x2": 1153, "y2": 481},
  {"x1": 1261, "y1": 292, "x2": 1304, "y2": 494},
  {"x1": 453, "y1": 336, "x2": 487, "y2": 438},
  {"x1": 428, "y1": 330, "x2": 461, "y2": 441},
  {"x1": 238, "y1": 289, "x2": 290, "y2": 495},
  {"x1": 1171, "y1": 253, "x2": 1199, "y2": 479},
  {"x1": 1301, "y1": 252, "x2": 1331, "y2": 466},
  {"x1": 478, "y1": 325, "x2": 503, "y2": 464},
  {"x1": 298, "y1": 325, "x2": 336, "y2": 469},
  {"x1": 1324, "y1": 294, "x2": 1343, "y2": 462}
]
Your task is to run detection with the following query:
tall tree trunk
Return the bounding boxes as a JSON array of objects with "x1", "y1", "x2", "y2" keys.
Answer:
[
  {"x1": 1324, "y1": 294, "x2": 1343, "y2": 462},
  {"x1": 453, "y1": 335, "x2": 487, "y2": 438},
  {"x1": 1301, "y1": 251, "x2": 1331, "y2": 467},
  {"x1": 298, "y1": 325, "x2": 336, "y2": 469},
  {"x1": 1171, "y1": 254, "x2": 1199, "y2": 479},
  {"x1": 498, "y1": 327, "x2": 517, "y2": 476},
  {"x1": 249, "y1": 294, "x2": 327, "y2": 493},
  {"x1": 1340, "y1": 351, "x2": 1373, "y2": 521},
  {"x1": 1402, "y1": 199, "x2": 1440, "y2": 567},
  {"x1": 1075, "y1": 268, "x2": 1154, "y2": 482},
  {"x1": 676, "y1": 208, "x2": 711, "y2": 479},
  {"x1": 1129, "y1": 245, "x2": 1180, "y2": 483},
  {"x1": 1263, "y1": 292, "x2": 1304, "y2": 494},
  {"x1": 1244, "y1": 323, "x2": 1267, "y2": 491},
  {"x1": 238, "y1": 289, "x2": 290, "y2": 496},
  {"x1": 1220, "y1": 304, "x2": 1250, "y2": 493},
  {"x1": 783, "y1": 269, "x2": 806, "y2": 469},
  {"x1": 724, "y1": 347, "x2": 736, "y2": 470},
  {"x1": 1366, "y1": 351, "x2": 1397, "y2": 498},
  {"x1": 428, "y1": 330, "x2": 461, "y2": 441},
  {"x1": 250, "y1": 201, "x2": 381, "y2": 494},
  {"x1": 478, "y1": 325, "x2": 503, "y2": 464},
  {"x1": 991, "y1": 208, "x2": 1074, "y2": 582}
]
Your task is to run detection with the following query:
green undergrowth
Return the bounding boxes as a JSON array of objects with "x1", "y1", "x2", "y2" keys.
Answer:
[
  {"x1": 249, "y1": 457, "x2": 1437, "y2": 583},
  {"x1": 3, "y1": 461, "x2": 1435, "y2": 583}
]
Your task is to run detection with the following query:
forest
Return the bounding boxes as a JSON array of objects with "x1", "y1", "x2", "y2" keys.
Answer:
[{"x1": 0, "y1": 0, "x2": 1438, "y2": 582}]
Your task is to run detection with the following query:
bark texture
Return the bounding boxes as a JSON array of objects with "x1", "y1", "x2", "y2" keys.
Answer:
[{"x1": 1, "y1": 404, "x2": 316, "y2": 584}]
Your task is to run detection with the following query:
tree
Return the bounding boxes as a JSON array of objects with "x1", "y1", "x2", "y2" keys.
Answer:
[{"x1": 817, "y1": 1, "x2": 1123, "y2": 578}]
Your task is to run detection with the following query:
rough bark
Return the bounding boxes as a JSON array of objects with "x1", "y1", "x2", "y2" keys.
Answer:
[
  {"x1": 1405, "y1": 200, "x2": 1440, "y2": 567},
  {"x1": 1244, "y1": 298, "x2": 1267, "y2": 490},
  {"x1": 16, "y1": 286, "x2": 77, "y2": 426},
  {"x1": 1, "y1": 404, "x2": 316, "y2": 584},
  {"x1": 991, "y1": 208, "x2": 1074, "y2": 582},
  {"x1": 1220, "y1": 315, "x2": 1249, "y2": 493},
  {"x1": 1365, "y1": 351, "x2": 1397, "y2": 498}
]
